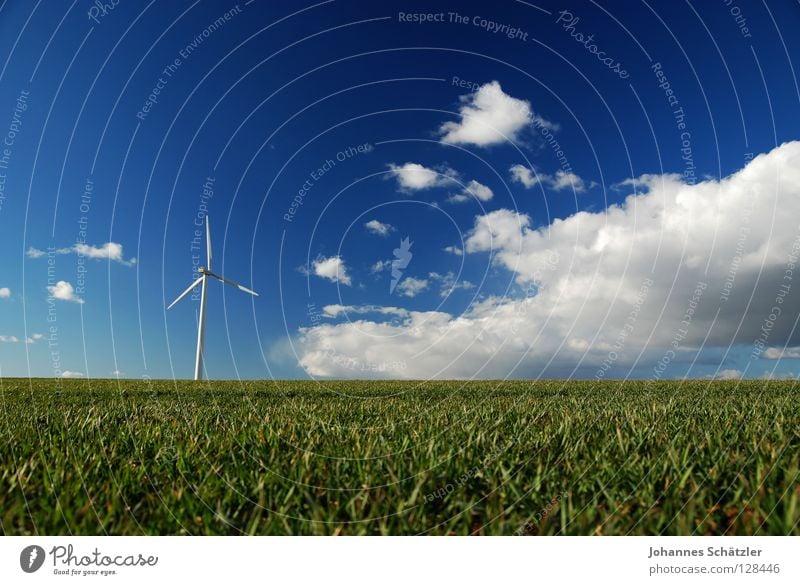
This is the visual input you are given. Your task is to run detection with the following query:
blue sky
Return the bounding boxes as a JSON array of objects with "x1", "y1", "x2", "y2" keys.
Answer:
[{"x1": 1, "y1": 0, "x2": 799, "y2": 380}]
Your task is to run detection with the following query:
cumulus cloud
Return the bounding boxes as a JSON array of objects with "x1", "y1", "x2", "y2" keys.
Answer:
[
  {"x1": 549, "y1": 170, "x2": 596, "y2": 193},
  {"x1": 448, "y1": 179, "x2": 494, "y2": 203},
  {"x1": 365, "y1": 219, "x2": 395, "y2": 237},
  {"x1": 464, "y1": 208, "x2": 529, "y2": 254},
  {"x1": 759, "y1": 370, "x2": 798, "y2": 380},
  {"x1": 74, "y1": 242, "x2": 136, "y2": 265},
  {"x1": 443, "y1": 246, "x2": 463, "y2": 256},
  {"x1": 509, "y1": 164, "x2": 542, "y2": 188},
  {"x1": 47, "y1": 280, "x2": 84, "y2": 304},
  {"x1": 0, "y1": 333, "x2": 43, "y2": 344},
  {"x1": 0, "y1": 287, "x2": 9, "y2": 298},
  {"x1": 763, "y1": 346, "x2": 800, "y2": 359},
  {"x1": 704, "y1": 369, "x2": 744, "y2": 380},
  {"x1": 387, "y1": 163, "x2": 492, "y2": 204},
  {"x1": 388, "y1": 162, "x2": 457, "y2": 191},
  {"x1": 27, "y1": 242, "x2": 136, "y2": 265},
  {"x1": 295, "y1": 142, "x2": 800, "y2": 379},
  {"x1": 61, "y1": 370, "x2": 85, "y2": 378},
  {"x1": 323, "y1": 304, "x2": 409, "y2": 318},
  {"x1": 429, "y1": 271, "x2": 475, "y2": 297},
  {"x1": 396, "y1": 277, "x2": 429, "y2": 298},
  {"x1": 719, "y1": 369, "x2": 744, "y2": 380},
  {"x1": 439, "y1": 81, "x2": 538, "y2": 146},
  {"x1": 510, "y1": 165, "x2": 594, "y2": 193},
  {"x1": 370, "y1": 259, "x2": 392, "y2": 274},
  {"x1": 312, "y1": 256, "x2": 352, "y2": 286}
]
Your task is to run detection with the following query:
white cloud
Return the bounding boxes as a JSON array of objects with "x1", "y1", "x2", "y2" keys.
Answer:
[
  {"x1": 763, "y1": 346, "x2": 800, "y2": 359},
  {"x1": 312, "y1": 256, "x2": 352, "y2": 286},
  {"x1": 388, "y1": 162, "x2": 456, "y2": 191},
  {"x1": 448, "y1": 179, "x2": 494, "y2": 203},
  {"x1": 443, "y1": 246, "x2": 463, "y2": 256},
  {"x1": 429, "y1": 271, "x2": 475, "y2": 297},
  {"x1": 705, "y1": 369, "x2": 744, "y2": 380},
  {"x1": 759, "y1": 370, "x2": 798, "y2": 380},
  {"x1": 370, "y1": 260, "x2": 392, "y2": 274},
  {"x1": 27, "y1": 242, "x2": 135, "y2": 265},
  {"x1": 510, "y1": 165, "x2": 594, "y2": 193},
  {"x1": 295, "y1": 142, "x2": 800, "y2": 379},
  {"x1": 0, "y1": 332, "x2": 43, "y2": 344},
  {"x1": 61, "y1": 370, "x2": 85, "y2": 378},
  {"x1": 74, "y1": 242, "x2": 136, "y2": 265},
  {"x1": 464, "y1": 208, "x2": 528, "y2": 254},
  {"x1": 111, "y1": 370, "x2": 125, "y2": 377},
  {"x1": 509, "y1": 164, "x2": 542, "y2": 188},
  {"x1": 323, "y1": 304, "x2": 409, "y2": 318},
  {"x1": 0, "y1": 287, "x2": 9, "y2": 298},
  {"x1": 47, "y1": 280, "x2": 84, "y2": 304},
  {"x1": 549, "y1": 170, "x2": 596, "y2": 193},
  {"x1": 439, "y1": 81, "x2": 536, "y2": 146},
  {"x1": 396, "y1": 277, "x2": 429, "y2": 298},
  {"x1": 365, "y1": 219, "x2": 395, "y2": 237}
]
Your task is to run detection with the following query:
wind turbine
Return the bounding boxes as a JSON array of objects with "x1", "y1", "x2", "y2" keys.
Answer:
[{"x1": 168, "y1": 217, "x2": 258, "y2": 380}]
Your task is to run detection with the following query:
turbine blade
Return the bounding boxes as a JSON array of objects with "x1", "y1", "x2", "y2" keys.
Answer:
[
  {"x1": 206, "y1": 216, "x2": 212, "y2": 271},
  {"x1": 167, "y1": 277, "x2": 203, "y2": 309},
  {"x1": 208, "y1": 271, "x2": 259, "y2": 297}
]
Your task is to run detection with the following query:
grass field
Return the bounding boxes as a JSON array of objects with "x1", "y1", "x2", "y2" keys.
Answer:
[{"x1": 1, "y1": 378, "x2": 798, "y2": 535}]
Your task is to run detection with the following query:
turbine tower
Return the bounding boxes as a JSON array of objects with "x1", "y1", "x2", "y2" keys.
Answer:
[{"x1": 168, "y1": 217, "x2": 258, "y2": 380}]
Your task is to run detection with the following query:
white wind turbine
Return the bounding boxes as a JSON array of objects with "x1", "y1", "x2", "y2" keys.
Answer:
[{"x1": 168, "y1": 217, "x2": 258, "y2": 380}]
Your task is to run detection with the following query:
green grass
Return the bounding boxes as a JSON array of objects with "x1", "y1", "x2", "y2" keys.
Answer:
[{"x1": 1, "y1": 378, "x2": 798, "y2": 535}]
